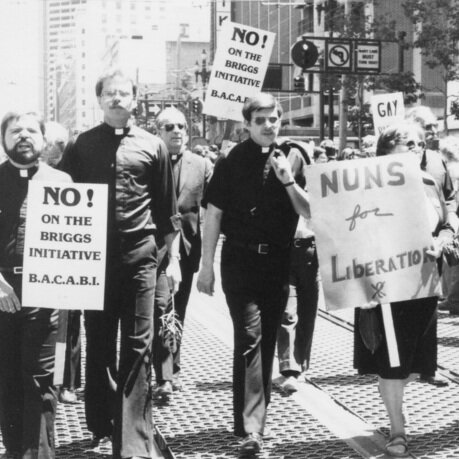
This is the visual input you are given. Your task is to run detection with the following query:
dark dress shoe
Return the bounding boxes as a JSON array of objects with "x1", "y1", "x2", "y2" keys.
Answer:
[
  {"x1": 90, "y1": 435, "x2": 112, "y2": 449},
  {"x1": 419, "y1": 375, "x2": 449, "y2": 387},
  {"x1": 240, "y1": 432, "x2": 263, "y2": 455}
]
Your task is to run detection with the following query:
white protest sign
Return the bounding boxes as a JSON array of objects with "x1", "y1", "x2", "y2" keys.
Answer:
[
  {"x1": 203, "y1": 21, "x2": 275, "y2": 121},
  {"x1": 371, "y1": 92, "x2": 405, "y2": 135},
  {"x1": 306, "y1": 153, "x2": 441, "y2": 311},
  {"x1": 22, "y1": 182, "x2": 108, "y2": 310}
]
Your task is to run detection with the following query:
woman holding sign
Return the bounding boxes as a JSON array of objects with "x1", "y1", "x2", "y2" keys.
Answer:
[{"x1": 354, "y1": 121, "x2": 454, "y2": 458}]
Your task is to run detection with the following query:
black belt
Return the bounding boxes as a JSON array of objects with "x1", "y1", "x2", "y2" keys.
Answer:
[
  {"x1": 0, "y1": 266, "x2": 23, "y2": 274},
  {"x1": 225, "y1": 239, "x2": 288, "y2": 255},
  {"x1": 292, "y1": 237, "x2": 315, "y2": 249}
]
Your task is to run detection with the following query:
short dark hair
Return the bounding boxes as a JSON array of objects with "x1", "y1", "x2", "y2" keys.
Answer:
[
  {"x1": 242, "y1": 92, "x2": 283, "y2": 122},
  {"x1": 95, "y1": 68, "x2": 137, "y2": 98},
  {"x1": 1, "y1": 111, "x2": 45, "y2": 149}
]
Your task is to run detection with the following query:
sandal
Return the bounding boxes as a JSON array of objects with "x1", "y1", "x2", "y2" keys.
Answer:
[{"x1": 385, "y1": 434, "x2": 410, "y2": 457}]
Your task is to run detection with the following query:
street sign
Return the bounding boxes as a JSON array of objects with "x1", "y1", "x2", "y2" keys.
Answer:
[
  {"x1": 355, "y1": 42, "x2": 381, "y2": 73},
  {"x1": 291, "y1": 39, "x2": 319, "y2": 69},
  {"x1": 325, "y1": 40, "x2": 352, "y2": 72}
]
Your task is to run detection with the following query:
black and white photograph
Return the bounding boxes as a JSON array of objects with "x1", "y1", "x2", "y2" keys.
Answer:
[{"x1": 0, "y1": 1, "x2": 459, "y2": 458}]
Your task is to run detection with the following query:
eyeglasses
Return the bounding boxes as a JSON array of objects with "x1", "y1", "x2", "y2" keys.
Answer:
[
  {"x1": 101, "y1": 90, "x2": 132, "y2": 98},
  {"x1": 406, "y1": 140, "x2": 426, "y2": 150},
  {"x1": 253, "y1": 116, "x2": 280, "y2": 126},
  {"x1": 163, "y1": 123, "x2": 186, "y2": 132}
]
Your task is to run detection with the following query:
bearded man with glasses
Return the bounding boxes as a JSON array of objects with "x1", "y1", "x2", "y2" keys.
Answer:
[
  {"x1": 152, "y1": 108, "x2": 212, "y2": 400},
  {"x1": 197, "y1": 93, "x2": 310, "y2": 455}
]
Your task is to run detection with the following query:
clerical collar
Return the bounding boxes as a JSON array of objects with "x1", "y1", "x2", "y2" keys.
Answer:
[
  {"x1": 103, "y1": 122, "x2": 132, "y2": 136},
  {"x1": 7, "y1": 160, "x2": 38, "y2": 178},
  {"x1": 248, "y1": 137, "x2": 276, "y2": 154}
]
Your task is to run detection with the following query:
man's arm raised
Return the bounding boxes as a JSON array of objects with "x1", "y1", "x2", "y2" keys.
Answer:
[{"x1": 270, "y1": 154, "x2": 311, "y2": 219}]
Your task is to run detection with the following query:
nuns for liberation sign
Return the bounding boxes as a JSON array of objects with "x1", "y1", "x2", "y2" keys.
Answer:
[
  {"x1": 306, "y1": 154, "x2": 441, "y2": 311},
  {"x1": 22, "y1": 181, "x2": 108, "y2": 310}
]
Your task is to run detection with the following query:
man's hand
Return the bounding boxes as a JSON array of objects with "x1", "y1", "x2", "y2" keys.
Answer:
[
  {"x1": 197, "y1": 265, "x2": 215, "y2": 296},
  {"x1": 426, "y1": 237, "x2": 443, "y2": 259},
  {"x1": 166, "y1": 257, "x2": 181, "y2": 294},
  {"x1": 270, "y1": 151, "x2": 294, "y2": 185},
  {"x1": 0, "y1": 277, "x2": 21, "y2": 313}
]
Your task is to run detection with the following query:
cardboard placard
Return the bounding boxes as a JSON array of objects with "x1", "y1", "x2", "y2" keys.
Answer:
[
  {"x1": 371, "y1": 92, "x2": 405, "y2": 135},
  {"x1": 203, "y1": 21, "x2": 275, "y2": 121},
  {"x1": 22, "y1": 181, "x2": 108, "y2": 310},
  {"x1": 306, "y1": 154, "x2": 441, "y2": 311}
]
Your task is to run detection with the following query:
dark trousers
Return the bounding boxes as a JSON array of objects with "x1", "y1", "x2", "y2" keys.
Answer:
[
  {"x1": 0, "y1": 298, "x2": 58, "y2": 459},
  {"x1": 84, "y1": 234, "x2": 157, "y2": 459},
  {"x1": 83, "y1": 309, "x2": 118, "y2": 438},
  {"x1": 63, "y1": 309, "x2": 81, "y2": 390},
  {"x1": 153, "y1": 253, "x2": 195, "y2": 383},
  {"x1": 277, "y1": 239, "x2": 319, "y2": 374},
  {"x1": 221, "y1": 242, "x2": 289, "y2": 437}
]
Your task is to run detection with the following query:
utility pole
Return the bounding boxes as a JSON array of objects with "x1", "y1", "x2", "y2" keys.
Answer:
[
  {"x1": 398, "y1": 31, "x2": 406, "y2": 73},
  {"x1": 319, "y1": 58, "x2": 325, "y2": 141},
  {"x1": 328, "y1": 0, "x2": 335, "y2": 140},
  {"x1": 338, "y1": 0, "x2": 349, "y2": 152}
]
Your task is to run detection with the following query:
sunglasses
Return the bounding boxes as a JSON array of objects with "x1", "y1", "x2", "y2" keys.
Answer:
[
  {"x1": 253, "y1": 116, "x2": 279, "y2": 126},
  {"x1": 163, "y1": 123, "x2": 186, "y2": 132}
]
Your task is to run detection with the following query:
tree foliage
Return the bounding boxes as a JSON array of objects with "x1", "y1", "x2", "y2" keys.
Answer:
[
  {"x1": 402, "y1": 0, "x2": 459, "y2": 132},
  {"x1": 322, "y1": 1, "x2": 423, "y2": 139}
]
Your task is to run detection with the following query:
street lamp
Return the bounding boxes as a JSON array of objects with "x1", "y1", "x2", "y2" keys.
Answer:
[
  {"x1": 194, "y1": 49, "x2": 211, "y2": 138},
  {"x1": 194, "y1": 49, "x2": 211, "y2": 86}
]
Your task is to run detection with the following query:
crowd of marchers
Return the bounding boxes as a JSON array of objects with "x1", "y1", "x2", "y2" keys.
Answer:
[{"x1": 0, "y1": 68, "x2": 457, "y2": 459}]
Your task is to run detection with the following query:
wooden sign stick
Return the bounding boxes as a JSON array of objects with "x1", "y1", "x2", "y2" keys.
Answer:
[{"x1": 381, "y1": 303, "x2": 400, "y2": 368}]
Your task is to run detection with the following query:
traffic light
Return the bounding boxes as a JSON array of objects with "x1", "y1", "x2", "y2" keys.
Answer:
[
  {"x1": 293, "y1": 75, "x2": 305, "y2": 92},
  {"x1": 191, "y1": 98, "x2": 202, "y2": 114}
]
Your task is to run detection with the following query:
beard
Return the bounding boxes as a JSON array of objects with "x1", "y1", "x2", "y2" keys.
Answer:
[{"x1": 6, "y1": 141, "x2": 41, "y2": 166}]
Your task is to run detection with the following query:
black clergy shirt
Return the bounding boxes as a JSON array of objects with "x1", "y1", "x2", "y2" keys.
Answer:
[
  {"x1": 61, "y1": 123, "x2": 178, "y2": 240},
  {"x1": 203, "y1": 137, "x2": 307, "y2": 247}
]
